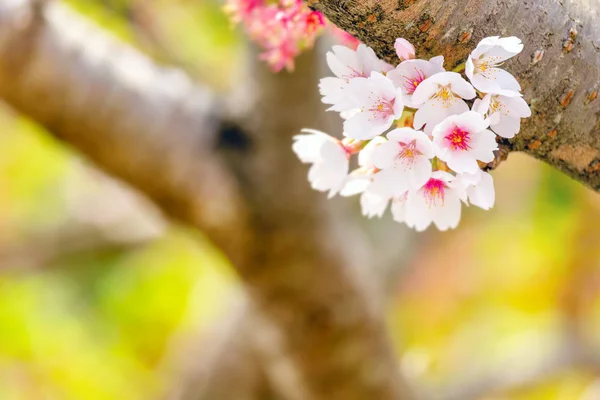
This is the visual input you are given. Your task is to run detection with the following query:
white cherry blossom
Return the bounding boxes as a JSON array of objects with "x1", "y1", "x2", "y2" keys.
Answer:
[
  {"x1": 466, "y1": 36, "x2": 524, "y2": 93},
  {"x1": 343, "y1": 72, "x2": 404, "y2": 140},
  {"x1": 473, "y1": 89, "x2": 531, "y2": 138},
  {"x1": 387, "y1": 56, "x2": 445, "y2": 108},
  {"x1": 405, "y1": 171, "x2": 465, "y2": 231},
  {"x1": 320, "y1": 44, "x2": 394, "y2": 112},
  {"x1": 292, "y1": 129, "x2": 349, "y2": 197},
  {"x1": 456, "y1": 170, "x2": 495, "y2": 210},
  {"x1": 296, "y1": 37, "x2": 529, "y2": 231},
  {"x1": 432, "y1": 111, "x2": 498, "y2": 173},
  {"x1": 369, "y1": 128, "x2": 434, "y2": 195},
  {"x1": 411, "y1": 72, "x2": 476, "y2": 134}
]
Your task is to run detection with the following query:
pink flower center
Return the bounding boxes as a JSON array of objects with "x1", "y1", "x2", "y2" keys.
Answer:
[
  {"x1": 423, "y1": 178, "x2": 446, "y2": 206},
  {"x1": 367, "y1": 97, "x2": 395, "y2": 120},
  {"x1": 396, "y1": 140, "x2": 421, "y2": 164},
  {"x1": 445, "y1": 126, "x2": 471, "y2": 151},
  {"x1": 403, "y1": 68, "x2": 426, "y2": 94}
]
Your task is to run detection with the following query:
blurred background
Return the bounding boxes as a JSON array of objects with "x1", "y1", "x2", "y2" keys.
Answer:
[{"x1": 1, "y1": 1, "x2": 600, "y2": 399}]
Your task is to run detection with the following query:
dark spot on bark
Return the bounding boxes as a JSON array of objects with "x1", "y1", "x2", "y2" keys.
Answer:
[
  {"x1": 217, "y1": 122, "x2": 252, "y2": 151},
  {"x1": 396, "y1": 0, "x2": 416, "y2": 11},
  {"x1": 528, "y1": 139, "x2": 542, "y2": 150},
  {"x1": 417, "y1": 12, "x2": 434, "y2": 33},
  {"x1": 587, "y1": 159, "x2": 600, "y2": 174}
]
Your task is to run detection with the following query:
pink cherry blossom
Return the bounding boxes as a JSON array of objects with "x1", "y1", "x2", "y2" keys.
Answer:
[
  {"x1": 225, "y1": 0, "x2": 326, "y2": 72},
  {"x1": 387, "y1": 56, "x2": 445, "y2": 108},
  {"x1": 432, "y1": 111, "x2": 498, "y2": 173},
  {"x1": 343, "y1": 72, "x2": 404, "y2": 140},
  {"x1": 369, "y1": 128, "x2": 434, "y2": 195},
  {"x1": 320, "y1": 45, "x2": 394, "y2": 112},
  {"x1": 405, "y1": 171, "x2": 465, "y2": 231}
]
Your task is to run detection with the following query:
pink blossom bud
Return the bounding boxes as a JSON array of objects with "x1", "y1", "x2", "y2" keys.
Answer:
[{"x1": 394, "y1": 38, "x2": 416, "y2": 61}]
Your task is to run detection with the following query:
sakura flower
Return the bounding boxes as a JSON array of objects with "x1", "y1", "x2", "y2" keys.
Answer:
[
  {"x1": 343, "y1": 72, "x2": 404, "y2": 139},
  {"x1": 292, "y1": 129, "x2": 349, "y2": 197},
  {"x1": 466, "y1": 36, "x2": 524, "y2": 93},
  {"x1": 370, "y1": 128, "x2": 434, "y2": 194},
  {"x1": 432, "y1": 111, "x2": 498, "y2": 173},
  {"x1": 456, "y1": 170, "x2": 495, "y2": 210},
  {"x1": 387, "y1": 56, "x2": 445, "y2": 108},
  {"x1": 320, "y1": 44, "x2": 394, "y2": 112},
  {"x1": 411, "y1": 72, "x2": 476, "y2": 133},
  {"x1": 405, "y1": 171, "x2": 465, "y2": 231},
  {"x1": 394, "y1": 38, "x2": 416, "y2": 61},
  {"x1": 473, "y1": 90, "x2": 531, "y2": 138}
]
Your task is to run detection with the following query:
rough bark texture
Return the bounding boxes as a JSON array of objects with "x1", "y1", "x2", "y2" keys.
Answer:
[
  {"x1": 307, "y1": 0, "x2": 600, "y2": 191},
  {"x1": 0, "y1": 1, "x2": 410, "y2": 399}
]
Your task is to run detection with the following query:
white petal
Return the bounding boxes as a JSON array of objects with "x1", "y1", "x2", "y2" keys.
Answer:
[
  {"x1": 391, "y1": 197, "x2": 407, "y2": 223},
  {"x1": 343, "y1": 111, "x2": 393, "y2": 140},
  {"x1": 405, "y1": 190, "x2": 433, "y2": 231},
  {"x1": 415, "y1": 98, "x2": 470, "y2": 133},
  {"x1": 455, "y1": 111, "x2": 489, "y2": 133},
  {"x1": 358, "y1": 136, "x2": 387, "y2": 167},
  {"x1": 467, "y1": 171, "x2": 495, "y2": 210},
  {"x1": 491, "y1": 115, "x2": 520, "y2": 138},
  {"x1": 450, "y1": 77, "x2": 476, "y2": 100},
  {"x1": 470, "y1": 129, "x2": 498, "y2": 162},
  {"x1": 411, "y1": 77, "x2": 440, "y2": 105},
  {"x1": 504, "y1": 95, "x2": 531, "y2": 118},
  {"x1": 410, "y1": 156, "x2": 433, "y2": 189},
  {"x1": 370, "y1": 168, "x2": 410, "y2": 197},
  {"x1": 465, "y1": 57, "x2": 475, "y2": 81},
  {"x1": 370, "y1": 72, "x2": 397, "y2": 100},
  {"x1": 491, "y1": 68, "x2": 522, "y2": 91},
  {"x1": 340, "y1": 174, "x2": 371, "y2": 196},
  {"x1": 292, "y1": 131, "x2": 328, "y2": 163},
  {"x1": 360, "y1": 190, "x2": 389, "y2": 218},
  {"x1": 446, "y1": 152, "x2": 480, "y2": 174},
  {"x1": 431, "y1": 191, "x2": 461, "y2": 230},
  {"x1": 474, "y1": 94, "x2": 491, "y2": 115},
  {"x1": 371, "y1": 140, "x2": 400, "y2": 169}
]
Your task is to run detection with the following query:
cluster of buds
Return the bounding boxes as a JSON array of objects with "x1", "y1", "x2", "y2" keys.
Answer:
[
  {"x1": 224, "y1": 0, "x2": 326, "y2": 72},
  {"x1": 293, "y1": 37, "x2": 531, "y2": 231}
]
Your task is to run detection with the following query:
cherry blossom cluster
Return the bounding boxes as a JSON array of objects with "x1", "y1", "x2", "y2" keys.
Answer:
[
  {"x1": 293, "y1": 37, "x2": 531, "y2": 231},
  {"x1": 224, "y1": 0, "x2": 326, "y2": 72}
]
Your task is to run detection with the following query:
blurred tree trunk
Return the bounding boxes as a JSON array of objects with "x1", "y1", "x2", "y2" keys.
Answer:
[{"x1": 0, "y1": 1, "x2": 412, "y2": 399}]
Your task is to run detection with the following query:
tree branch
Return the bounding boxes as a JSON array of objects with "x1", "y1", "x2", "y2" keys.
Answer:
[{"x1": 307, "y1": 0, "x2": 600, "y2": 191}]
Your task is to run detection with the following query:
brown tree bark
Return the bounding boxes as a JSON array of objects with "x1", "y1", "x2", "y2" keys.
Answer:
[
  {"x1": 0, "y1": 1, "x2": 411, "y2": 399},
  {"x1": 308, "y1": 0, "x2": 600, "y2": 190}
]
